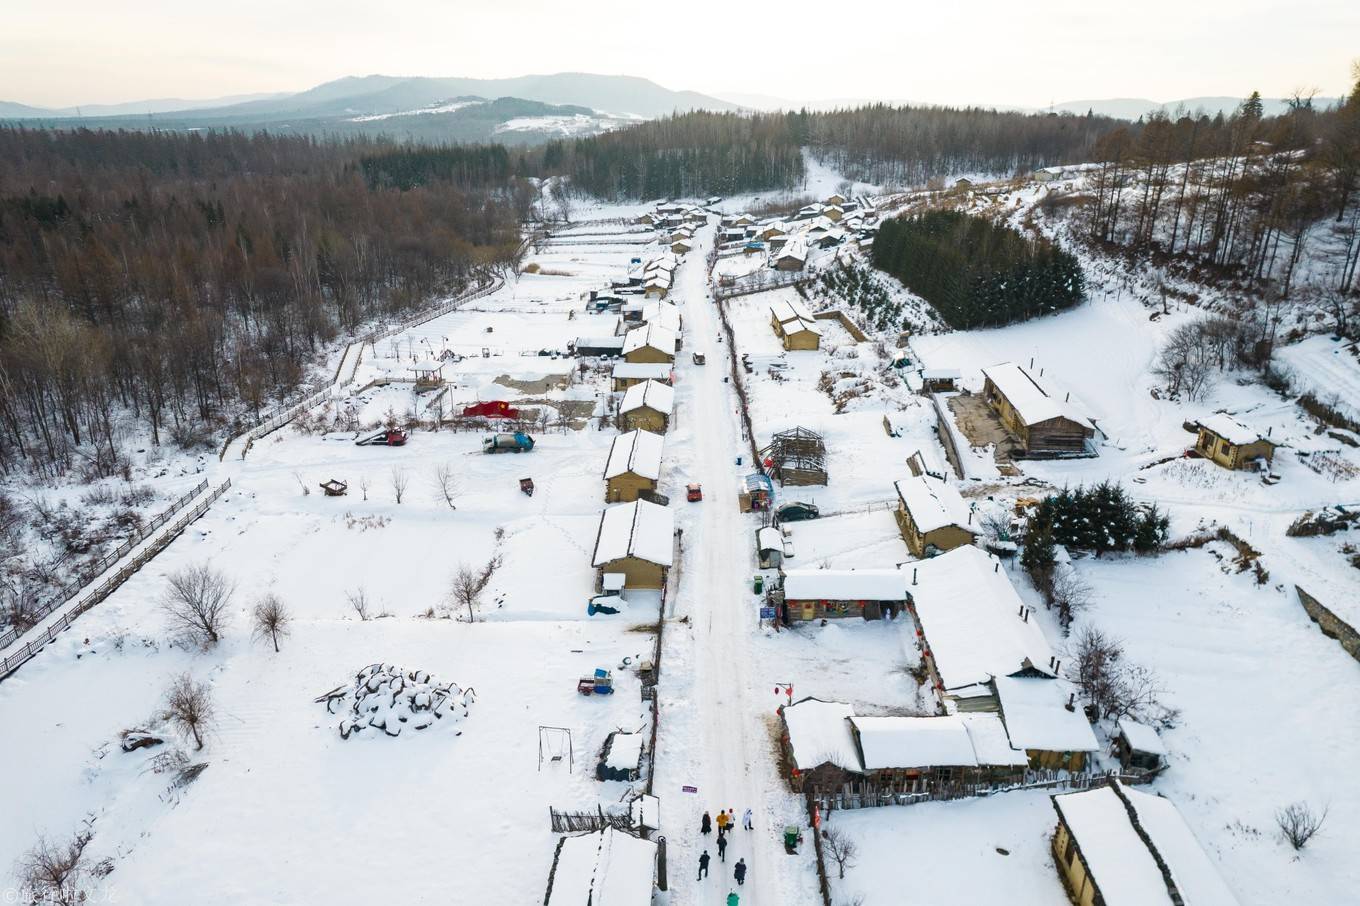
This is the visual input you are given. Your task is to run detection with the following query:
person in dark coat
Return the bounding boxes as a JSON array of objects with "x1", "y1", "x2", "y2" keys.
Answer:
[
  {"x1": 734, "y1": 858, "x2": 747, "y2": 886},
  {"x1": 702, "y1": 811, "x2": 712, "y2": 835},
  {"x1": 717, "y1": 833, "x2": 728, "y2": 862},
  {"x1": 698, "y1": 850, "x2": 710, "y2": 880}
]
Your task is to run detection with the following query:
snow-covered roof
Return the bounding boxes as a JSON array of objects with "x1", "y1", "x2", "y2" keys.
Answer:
[
  {"x1": 770, "y1": 299, "x2": 822, "y2": 337},
  {"x1": 1123, "y1": 786, "x2": 1241, "y2": 906},
  {"x1": 782, "y1": 569, "x2": 907, "y2": 602},
  {"x1": 619, "y1": 380, "x2": 674, "y2": 416},
  {"x1": 642, "y1": 272, "x2": 671, "y2": 290},
  {"x1": 604, "y1": 429, "x2": 664, "y2": 481},
  {"x1": 850, "y1": 716, "x2": 978, "y2": 770},
  {"x1": 575, "y1": 335, "x2": 626, "y2": 351},
  {"x1": 1117, "y1": 718, "x2": 1167, "y2": 756},
  {"x1": 546, "y1": 827, "x2": 657, "y2": 906},
  {"x1": 1053, "y1": 786, "x2": 1178, "y2": 906},
  {"x1": 775, "y1": 237, "x2": 808, "y2": 262},
  {"x1": 757, "y1": 526, "x2": 783, "y2": 552},
  {"x1": 1197, "y1": 413, "x2": 1271, "y2": 447},
  {"x1": 994, "y1": 676, "x2": 1098, "y2": 753},
  {"x1": 981, "y1": 362, "x2": 1093, "y2": 430},
  {"x1": 1054, "y1": 784, "x2": 1239, "y2": 906},
  {"x1": 908, "y1": 545, "x2": 1055, "y2": 691},
  {"x1": 922, "y1": 368, "x2": 961, "y2": 380},
  {"x1": 782, "y1": 698, "x2": 861, "y2": 773},
  {"x1": 604, "y1": 732, "x2": 644, "y2": 771},
  {"x1": 622, "y1": 324, "x2": 677, "y2": 357},
  {"x1": 641, "y1": 300, "x2": 681, "y2": 333},
  {"x1": 959, "y1": 713, "x2": 1031, "y2": 767},
  {"x1": 611, "y1": 362, "x2": 672, "y2": 381},
  {"x1": 592, "y1": 500, "x2": 674, "y2": 567},
  {"x1": 894, "y1": 474, "x2": 977, "y2": 536}
]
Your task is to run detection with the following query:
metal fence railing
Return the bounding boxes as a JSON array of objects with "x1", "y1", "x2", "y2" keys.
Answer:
[{"x1": 0, "y1": 479, "x2": 232, "y2": 682}]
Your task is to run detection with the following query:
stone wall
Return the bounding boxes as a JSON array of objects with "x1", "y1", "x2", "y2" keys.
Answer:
[{"x1": 1295, "y1": 586, "x2": 1360, "y2": 662}]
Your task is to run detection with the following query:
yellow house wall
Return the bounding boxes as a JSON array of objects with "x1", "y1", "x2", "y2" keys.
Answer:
[
  {"x1": 1197, "y1": 429, "x2": 1275, "y2": 469},
  {"x1": 623, "y1": 347, "x2": 674, "y2": 365},
  {"x1": 600, "y1": 557, "x2": 665, "y2": 589},
  {"x1": 605, "y1": 472, "x2": 657, "y2": 503},
  {"x1": 622, "y1": 408, "x2": 669, "y2": 434},
  {"x1": 783, "y1": 330, "x2": 820, "y2": 351},
  {"x1": 1053, "y1": 822, "x2": 1099, "y2": 906}
]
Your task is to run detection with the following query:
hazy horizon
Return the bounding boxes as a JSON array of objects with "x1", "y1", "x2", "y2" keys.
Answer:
[{"x1": 3, "y1": 0, "x2": 1355, "y2": 110}]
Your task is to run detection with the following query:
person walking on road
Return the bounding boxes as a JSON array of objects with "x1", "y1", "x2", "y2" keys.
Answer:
[
  {"x1": 743, "y1": 808, "x2": 753, "y2": 830},
  {"x1": 734, "y1": 858, "x2": 747, "y2": 886},
  {"x1": 698, "y1": 850, "x2": 710, "y2": 880},
  {"x1": 717, "y1": 833, "x2": 728, "y2": 862},
  {"x1": 716, "y1": 809, "x2": 729, "y2": 835},
  {"x1": 702, "y1": 811, "x2": 712, "y2": 836}
]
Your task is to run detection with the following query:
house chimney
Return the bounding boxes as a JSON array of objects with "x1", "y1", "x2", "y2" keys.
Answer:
[
  {"x1": 1065, "y1": 392, "x2": 1070, "y2": 402},
  {"x1": 1029, "y1": 357, "x2": 1034, "y2": 369},
  {"x1": 1065, "y1": 693, "x2": 1076, "y2": 712},
  {"x1": 1049, "y1": 656, "x2": 1056, "y2": 670},
  {"x1": 912, "y1": 568, "x2": 918, "y2": 586},
  {"x1": 1053, "y1": 659, "x2": 1061, "y2": 674}
]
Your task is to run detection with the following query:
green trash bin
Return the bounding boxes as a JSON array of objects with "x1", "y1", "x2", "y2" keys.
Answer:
[{"x1": 754, "y1": 574, "x2": 764, "y2": 594}]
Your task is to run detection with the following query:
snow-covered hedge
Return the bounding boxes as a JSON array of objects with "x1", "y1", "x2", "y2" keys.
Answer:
[{"x1": 316, "y1": 663, "x2": 476, "y2": 740}]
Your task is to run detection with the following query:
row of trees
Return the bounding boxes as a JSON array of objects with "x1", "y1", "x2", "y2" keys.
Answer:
[
  {"x1": 872, "y1": 211, "x2": 1086, "y2": 328},
  {"x1": 0, "y1": 127, "x2": 523, "y2": 476}
]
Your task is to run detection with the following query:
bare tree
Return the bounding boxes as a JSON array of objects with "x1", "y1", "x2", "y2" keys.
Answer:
[
  {"x1": 390, "y1": 466, "x2": 409, "y2": 504},
  {"x1": 347, "y1": 586, "x2": 372, "y2": 621},
  {"x1": 1, "y1": 578, "x2": 43, "y2": 632},
  {"x1": 430, "y1": 463, "x2": 462, "y2": 510},
  {"x1": 1064, "y1": 625, "x2": 1123, "y2": 716},
  {"x1": 822, "y1": 827, "x2": 858, "y2": 880},
  {"x1": 358, "y1": 474, "x2": 370, "y2": 501},
  {"x1": 1051, "y1": 569, "x2": 1094, "y2": 628},
  {"x1": 1277, "y1": 801, "x2": 1328, "y2": 850},
  {"x1": 251, "y1": 594, "x2": 291, "y2": 653},
  {"x1": 1106, "y1": 662, "x2": 1172, "y2": 723},
  {"x1": 162, "y1": 672, "x2": 214, "y2": 751},
  {"x1": 160, "y1": 564, "x2": 234, "y2": 647},
  {"x1": 292, "y1": 471, "x2": 310, "y2": 496},
  {"x1": 449, "y1": 564, "x2": 482, "y2": 622},
  {"x1": 16, "y1": 830, "x2": 92, "y2": 906}
]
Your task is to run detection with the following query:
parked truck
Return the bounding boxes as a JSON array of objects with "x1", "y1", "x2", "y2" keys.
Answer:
[{"x1": 482, "y1": 432, "x2": 535, "y2": 454}]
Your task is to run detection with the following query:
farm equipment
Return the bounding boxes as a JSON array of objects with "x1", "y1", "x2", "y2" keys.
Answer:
[
  {"x1": 355, "y1": 428, "x2": 409, "y2": 447},
  {"x1": 520, "y1": 477, "x2": 535, "y2": 496},
  {"x1": 319, "y1": 479, "x2": 348, "y2": 497},
  {"x1": 687, "y1": 483, "x2": 703, "y2": 502},
  {"x1": 577, "y1": 668, "x2": 615, "y2": 695},
  {"x1": 483, "y1": 432, "x2": 535, "y2": 454}
]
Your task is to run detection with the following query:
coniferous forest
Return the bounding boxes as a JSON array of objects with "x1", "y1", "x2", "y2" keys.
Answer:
[{"x1": 872, "y1": 211, "x2": 1087, "y2": 329}]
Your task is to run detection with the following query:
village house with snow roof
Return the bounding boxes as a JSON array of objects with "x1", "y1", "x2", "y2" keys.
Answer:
[
  {"x1": 769, "y1": 298, "x2": 822, "y2": 351},
  {"x1": 1194, "y1": 413, "x2": 1277, "y2": 470},
  {"x1": 893, "y1": 473, "x2": 978, "y2": 557},
  {"x1": 610, "y1": 361, "x2": 672, "y2": 391},
  {"x1": 1051, "y1": 782, "x2": 1240, "y2": 906},
  {"x1": 778, "y1": 568, "x2": 907, "y2": 621},
  {"x1": 603, "y1": 429, "x2": 664, "y2": 503},
  {"x1": 621, "y1": 323, "x2": 677, "y2": 364},
  {"x1": 590, "y1": 498, "x2": 673, "y2": 589},
  {"x1": 773, "y1": 237, "x2": 808, "y2": 271},
  {"x1": 618, "y1": 379, "x2": 674, "y2": 433},
  {"x1": 982, "y1": 361, "x2": 1096, "y2": 455}
]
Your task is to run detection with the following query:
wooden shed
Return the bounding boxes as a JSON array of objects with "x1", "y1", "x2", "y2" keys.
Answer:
[
  {"x1": 769, "y1": 299, "x2": 822, "y2": 351},
  {"x1": 604, "y1": 429, "x2": 664, "y2": 503},
  {"x1": 618, "y1": 379, "x2": 674, "y2": 434},
  {"x1": 981, "y1": 362, "x2": 1095, "y2": 455},
  {"x1": 1194, "y1": 414, "x2": 1276, "y2": 470},
  {"x1": 893, "y1": 474, "x2": 978, "y2": 557},
  {"x1": 1051, "y1": 783, "x2": 1240, "y2": 906},
  {"x1": 590, "y1": 499, "x2": 674, "y2": 589}
]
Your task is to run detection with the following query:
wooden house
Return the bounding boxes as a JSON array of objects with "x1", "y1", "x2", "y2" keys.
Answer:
[
  {"x1": 670, "y1": 237, "x2": 693, "y2": 255},
  {"x1": 981, "y1": 362, "x2": 1095, "y2": 455},
  {"x1": 993, "y1": 674, "x2": 1099, "y2": 771},
  {"x1": 621, "y1": 323, "x2": 677, "y2": 364},
  {"x1": 730, "y1": 213, "x2": 755, "y2": 227},
  {"x1": 954, "y1": 177, "x2": 974, "y2": 189},
  {"x1": 641, "y1": 300, "x2": 681, "y2": 334},
  {"x1": 778, "y1": 697, "x2": 862, "y2": 792},
  {"x1": 773, "y1": 237, "x2": 808, "y2": 271},
  {"x1": 893, "y1": 474, "x2": 977, "y2": 557},
  {"x1": 642, "y1": 273, "x2": 671, "y2": 299},
  {"x1": 920, "y1": 368, "x2": 960, "y2": 393},
  {"x1": 1194, "y1": 414, "x2": 1276, "y2": 470},
  {"x1": 590, "y1": 499, "x2": 674, "y2": 589},
  {"x1": 824, "y1": 193, "x2": 847, "y2": 206},
  {"x1": 822, "y1": 205, "x2": 844, "y2": 222},
  {"x1": 779, "y1": 569, "x2": 907, "y2": 622},
  {"x1": 769, "y1": 298, "x2": 822, "y2": 351},
  {"x1": 618, "y1": 379, "x2": 674, "y2": 433},
  {"x1": 611, "y1": 362, "x2": 673, "y2": 391},
  {"x1": 1051, "y1": 783, "x2": 1240, "y2": 906},
  {"x1": 757, "y1": 222, "x2": 788, "y2": 241},
  {"x1": 604, "y1": 429, "x2": 664, "y2": 503}
]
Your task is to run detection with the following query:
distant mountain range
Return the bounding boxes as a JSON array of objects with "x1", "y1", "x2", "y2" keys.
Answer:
[{"x1": 0, "y1": 73, "x2": 739, "y2": 144}]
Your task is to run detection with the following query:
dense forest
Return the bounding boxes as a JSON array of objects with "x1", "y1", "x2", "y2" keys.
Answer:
[
  {"x1": 0, "y1": 128, "x2": 523, "y2": 476},
  {"x1": 872, "y1": 211, "x2": 1086, "y2": 328}
]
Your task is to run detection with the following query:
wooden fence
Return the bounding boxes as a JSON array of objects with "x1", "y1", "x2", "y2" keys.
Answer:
[
  {"x1": 0, "y1": 478, "x2": 211, "y2": 652},
  {"x1": 1, "y1": 479, "x2": 232, "y2": 681},
  {"x1": 811, "y1": 769, "x2": 1149, "y2": 813},
  {"x1": 548, "y1": 806, "x2": 637, "y2": 834},
  {"x1": 712, "y1": 270, "x2": 812, "y2": 300}
]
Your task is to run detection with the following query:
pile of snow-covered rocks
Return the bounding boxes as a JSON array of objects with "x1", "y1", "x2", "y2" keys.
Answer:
[{"x1": 316, "y1": 663, "x2": 476, "y2": 740}]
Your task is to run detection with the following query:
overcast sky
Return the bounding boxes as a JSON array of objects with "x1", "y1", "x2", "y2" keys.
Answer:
[{"x1": 3, "y1": 0, "x2": 1356, "y2": 109}]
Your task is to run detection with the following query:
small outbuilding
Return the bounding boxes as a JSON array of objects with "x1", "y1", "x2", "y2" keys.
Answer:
[
  {"x1": 780, "y1": 569, "x2": 907, "y2": 622},
  {"x1": 591, "y1": 499, "x2": 674, "y2": 589},
  {"x1": 1051, "y1": 782, "x2": 1239, "y2": 906},
  {"x1": 618, "y1": 380, "x2": 674, "y2": 433},
  {"x1": 757, "y1": 526, "x2": 784, "y2": 569},
  {"x1": 894, "y1": 474, "x2": 977, "y2": 558},
  {"x1": 604, "y1": 429, "x2": 665, "y2": 503},
  {"x1": 1194, "y1": 414, "x2": 1276, "y2": 470},
  {"x1": 1112, "y1": 717, "x2": 1168, "y2": 776}
]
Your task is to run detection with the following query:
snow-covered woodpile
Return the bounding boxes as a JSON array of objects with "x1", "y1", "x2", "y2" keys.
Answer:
[{"x1": 316, "y1": 663, "x2": 476, "y2": 740}]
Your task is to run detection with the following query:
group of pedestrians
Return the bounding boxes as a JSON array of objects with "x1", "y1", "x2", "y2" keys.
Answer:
[{"x1": 698, "y1": 807, "x2": 753, "y2": 901}]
